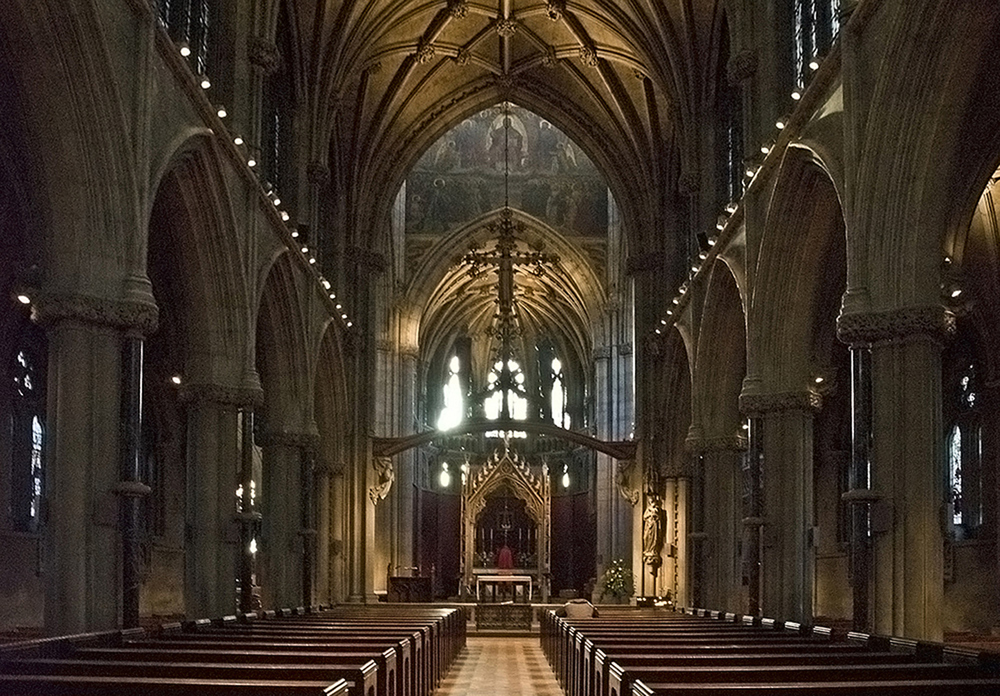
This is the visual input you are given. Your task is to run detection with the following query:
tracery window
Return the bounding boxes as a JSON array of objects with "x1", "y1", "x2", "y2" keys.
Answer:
[
  {"x1": 485, "y1": 359, "x2": 527, "y2": 438},
  {"x1": 549, "y1": 357, "x2": 570, "y2": 429},
  {"x1": 8, "y1": 322, "x2": 47, "y2": 532}
]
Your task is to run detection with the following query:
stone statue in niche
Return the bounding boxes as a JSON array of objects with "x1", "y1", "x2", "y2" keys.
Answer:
[{"x1": 642, "y1": 493, "x2": 665, "y2": 570}]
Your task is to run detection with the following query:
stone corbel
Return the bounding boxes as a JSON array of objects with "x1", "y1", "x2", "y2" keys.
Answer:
[
  {"x1": 369, "y1": 456, "x2": 395, "y2": 505},
  {"x1": 615, "y1": 459, "x2": 640, "y2": 506}
]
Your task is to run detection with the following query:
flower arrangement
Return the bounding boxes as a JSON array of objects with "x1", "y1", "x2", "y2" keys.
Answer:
[{"x1": 597, "y1": 558, "x2": 634, "y2": 600}]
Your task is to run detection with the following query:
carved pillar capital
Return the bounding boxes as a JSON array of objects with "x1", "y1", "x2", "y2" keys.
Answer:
[
  {"x1": 740, "y1": 390, "x2": 822, "y2": 417},
  {"x1": 687, "y1": 435, "x2": 749, "y2": 454},
  {"x1": 178, "y1": 382, "x2": 264, "y2": 409},
  {"x1": 837, "y1": 304, "x2": 956, "y2": 345},
  {"x1": 31, "y1": 290, "x2": 159, "y2": 336},
  {"x1": 258, "y1": 430, "x2": 321, "y2": 453}
]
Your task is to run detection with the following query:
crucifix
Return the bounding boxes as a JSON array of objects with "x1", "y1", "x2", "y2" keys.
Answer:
[{"x1": 463, "y1": 103, "x2": 559, "y2": 421}]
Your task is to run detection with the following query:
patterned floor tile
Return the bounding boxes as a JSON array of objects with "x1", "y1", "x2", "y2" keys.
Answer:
[{"x1": 437, "y1": 636, "x2": 562, "y2": 695}]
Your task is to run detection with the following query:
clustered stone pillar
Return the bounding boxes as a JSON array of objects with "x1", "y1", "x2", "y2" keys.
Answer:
[
  {"x1": 33, "y1": 290, "x2": 158, "y2": 634},
  {"x1": 741, "y1": 391, "x2": 820, "y2": 623},
  {"x1": 742, "y1": 416, "x2": 764, "y2": 617},
  {"x1": 692, "y1": 436, "x2": 747, "y2": 613},
  {"x1": 117, "y1": 328, "x2": 153, "y2": 629},
  {"x1": 259, "y1": 429, "x2": 318, "y2": 609},
  {"x1": 236, "y1": 406, "x2": 261, "y2": 613},
  {"x1": 180, "y1": 382, "x2": 261, "y2": 619},
  {"x1": 843, "y1": 343, "x2": 874, "y2": 631},
  {"x1": 839, "y1": 306, "x2": 951, "y2": 641}
]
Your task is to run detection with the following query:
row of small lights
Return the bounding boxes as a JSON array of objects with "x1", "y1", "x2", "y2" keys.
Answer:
[
  {"x1": 653, "y1": 56, "x2": 825, "y2": 337},
  {"x1": 11, "y1": 37, "x2": 356, "y2": 390},
  {"x1": 175, "y1": 38, "x2": 355, "y2": 333}
]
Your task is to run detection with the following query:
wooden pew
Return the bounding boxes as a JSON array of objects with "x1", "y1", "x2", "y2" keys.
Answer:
[
  {"x1": 630, "y1": 677, "x2": 1000, "y2": 695},
  {"x1": 0, "y1": 605, "x2": 462, "y2": 696},
  {"x1": 547, "y1": 610, "x2": 1000, "y2": 696},
  {"x1": 608, "y1": 661, "x2": 992, "y2": 696},
  {"x1": 77, "y1": 645, "x2": 396, "y2": 696},
  {"x1": 162, "y1": 623, "x2": 426, "y2": 696},
  {"x1": 0, "y1": 673, "x2": 350, "y2": 695},
  {"x1": 0, "y1": 656, "x2": 378, "y2": 695},
  {"x1": 592, "y1": 649, "x2": 915, "y2": 696}
]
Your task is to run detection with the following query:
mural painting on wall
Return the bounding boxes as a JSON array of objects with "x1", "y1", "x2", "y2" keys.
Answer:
[{"x1": 406, "y1": 104, "x2": 608, "y2": 237}]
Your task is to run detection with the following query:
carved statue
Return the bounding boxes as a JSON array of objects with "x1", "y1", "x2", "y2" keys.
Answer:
[{"x1": 642, "y1": 494, "x2": 665, "y2": 569}]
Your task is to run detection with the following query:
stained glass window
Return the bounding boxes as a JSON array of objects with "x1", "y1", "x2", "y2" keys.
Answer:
[
  {"x1": 9, "y1": 325, "x2": 47, "y2": 532},
  {"x1": 437, "y1": 355, "x2": 464, "y2": 430},
  {"x1": 946, "y1": 361, "x2": 982, "y2": 536}
]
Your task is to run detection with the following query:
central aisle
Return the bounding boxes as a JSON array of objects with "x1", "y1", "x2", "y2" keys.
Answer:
[{"x1": 437, "y1": 635, "x2": 563, "y2": 695}]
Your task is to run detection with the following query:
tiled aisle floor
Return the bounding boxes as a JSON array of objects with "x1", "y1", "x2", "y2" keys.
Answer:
[{"x1": 437, "y1": 635, "x2": 563, "y2": 695}]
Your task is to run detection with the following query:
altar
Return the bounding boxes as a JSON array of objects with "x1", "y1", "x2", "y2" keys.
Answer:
[
  {"x1": 474, "y1": 573, "x2": 533, "y2": 602},
  {"x1": 460, "y1": 448, "x2": 551, "y2": 603}
]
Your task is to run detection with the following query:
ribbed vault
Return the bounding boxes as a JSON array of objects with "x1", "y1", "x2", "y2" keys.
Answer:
[{"x1": 288, "y1": 0, "x2": 726, "y2": 252}]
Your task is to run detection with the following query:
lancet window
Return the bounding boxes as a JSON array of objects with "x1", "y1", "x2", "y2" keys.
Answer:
[{"x1": 791, "y1": 0, "x2": 841, "y2": 98}]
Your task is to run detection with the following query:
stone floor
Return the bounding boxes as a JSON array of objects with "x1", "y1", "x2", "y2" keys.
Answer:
[{"x1": 437, "y1": 635, "x2": 563, "y2": 695}]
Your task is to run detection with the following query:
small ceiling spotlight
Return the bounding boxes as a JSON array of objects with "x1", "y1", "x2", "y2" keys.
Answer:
[
  {"x1": 791, "y1": 88, "x2": 802, "y2": 101},
  {"x1": 178, "y1": 41, "x2": 191, "y2": 58},
  {"x1": 233, "y1": 135, "x2": 244, "y2": 146},
  {"x1": 170, "y1": 375, "x2": 183, "y2": 385},
  {"x1": 776, "y1": 115, "x2": 789, "y2": 130},
  {"x1": 809, "y1": 58, "x2": 820, "y2": 71},
  {"x1": 199, "y1": 75, "x2": 212, "y2": 90},
  {"x1": 16, "y1": 293, "x2": 30, "y2": 305},
  {"x1": 216, "y1": 106, "x2": 227, "y2": 118}
]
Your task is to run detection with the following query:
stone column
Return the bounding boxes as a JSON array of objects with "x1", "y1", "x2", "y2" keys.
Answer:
[
  {"x1": 179, "y1": 382, "x2": 260, "y2": 619},
  {"x1": 314, "y1": 463, "x2": 333, "y2": 604},
  {"x1": 259, "y1": 430, "x2": 318, "y2": 609},
  {"x1": 692, "y1": 436, "x2": 748, "y2": 612},
  {"x1": 741, "y1": 391, "x2": 821, "y2": 623},
  {"x1": 842, "y1": 343, "x2": 875, "y2": 631},
  {"x1": 236, "y1": 407, "x2": 261, "y2": 613},
  {"x1": 33, "y1": 291, "x2": 157, "y2": 635},
  {"x1": 329, "y1": 463, "x2": 347, "y2": 604},
  {"x1": 117, "y1": 328, "x2": 152, "y2": 628},
  {"x1": 839, "y1": 306, "x2": 951, "y2": 641}
]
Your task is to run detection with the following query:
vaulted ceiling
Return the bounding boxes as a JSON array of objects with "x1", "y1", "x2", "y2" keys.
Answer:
[{"x1": 286, "y1": 0, "x2": 728, "y2": 251}]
